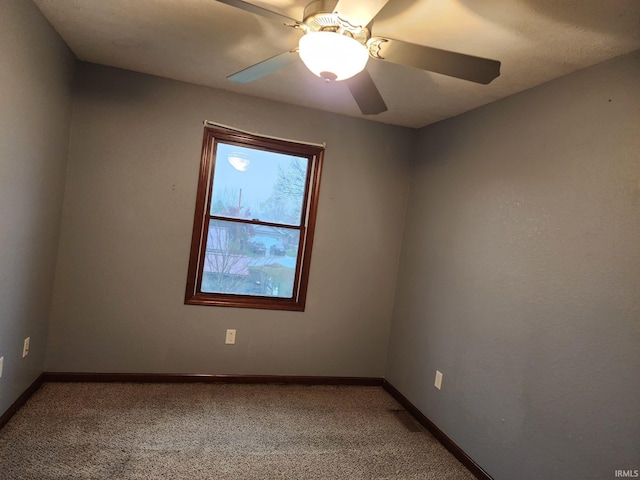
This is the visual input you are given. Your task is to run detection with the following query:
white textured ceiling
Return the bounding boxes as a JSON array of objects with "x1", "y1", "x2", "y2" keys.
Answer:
[{"x1": 33, "y1": 0, "x2": 640, "y2": 128}]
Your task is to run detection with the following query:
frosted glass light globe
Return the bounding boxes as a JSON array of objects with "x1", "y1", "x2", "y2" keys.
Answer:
[{"x1": 298, "y1": 31, "x2": 369, "y2": 81}]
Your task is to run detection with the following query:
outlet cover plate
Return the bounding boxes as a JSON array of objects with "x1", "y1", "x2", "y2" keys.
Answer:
[{"x1": 434, "y1": 370, "x2": 443, "y2": 390}]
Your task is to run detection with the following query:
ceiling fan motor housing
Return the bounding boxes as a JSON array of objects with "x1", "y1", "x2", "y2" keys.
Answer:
[{"x1": 302, "y1": 0, "x2": 370, "y2": 45}]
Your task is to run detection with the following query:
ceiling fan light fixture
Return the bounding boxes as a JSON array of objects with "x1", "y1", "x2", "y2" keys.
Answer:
[{"x1": 298, "y1": 31, "x2": 368, "y2": 82}]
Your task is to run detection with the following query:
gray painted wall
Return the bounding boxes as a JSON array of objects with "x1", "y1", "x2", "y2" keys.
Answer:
[
  {"x1": 0, "y1": 0, "x2": 74, "y2": 414},
  {"x1": 45, "y1": 63, "x2": 414, "y2": 376},
  {"x1": 386, "y1": 51, "x2": 640, "y2": 480}
]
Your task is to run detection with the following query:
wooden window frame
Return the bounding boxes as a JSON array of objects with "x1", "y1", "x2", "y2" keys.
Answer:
[{"x1": 184, "y1": 125, "x2": 324, "y2": 311}]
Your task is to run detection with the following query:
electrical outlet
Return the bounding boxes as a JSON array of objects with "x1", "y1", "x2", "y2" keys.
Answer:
[
  {"x1": 225, "y1": 329, "x2": 236, "y2": 345},
  {"x1": 23, "y1": 337, "x2": 30, "y2": 358},
  {"x1": 434, "y1": 370, "x2": 443, "y2": 390},
  {"x1": 0, "y1": 356, "x2": 4, "y2": 378}
]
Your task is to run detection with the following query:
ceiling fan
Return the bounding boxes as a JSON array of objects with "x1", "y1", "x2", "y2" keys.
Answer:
[{"x1": 219, "y1": 0, "x2": 501, "y2": 115}]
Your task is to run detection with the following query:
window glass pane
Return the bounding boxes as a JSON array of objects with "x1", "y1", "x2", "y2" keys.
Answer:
[
  {"x1": 210, "y1": 143, "x2": 309, "y2": 226},
  {"x1": 201, "y1": 219, "x2": 300, "y2": 298}
]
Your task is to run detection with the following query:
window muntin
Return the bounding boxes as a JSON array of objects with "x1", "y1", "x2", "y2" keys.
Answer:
[{"x1": 185, "y1": 126, "x2": 323, "y2": 311}]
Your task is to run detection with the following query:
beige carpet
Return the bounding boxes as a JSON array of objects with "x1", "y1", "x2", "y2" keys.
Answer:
[{"x1": 0, "y1": 383, "x2": 475, "y2": 479}]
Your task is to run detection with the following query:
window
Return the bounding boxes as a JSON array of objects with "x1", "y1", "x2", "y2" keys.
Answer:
[{"x1": 185, "y1": 125, "x2": 324, "y2": 311}]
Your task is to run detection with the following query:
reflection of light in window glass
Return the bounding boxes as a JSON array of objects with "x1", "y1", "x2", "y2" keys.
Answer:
[{"x1": 227, "y1": 151, "x2": 250, "y2": 171}]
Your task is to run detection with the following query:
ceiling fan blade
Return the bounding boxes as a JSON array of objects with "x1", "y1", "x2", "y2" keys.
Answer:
[
  {"x1": 216, "y1": 0, "x2": 299, "y2": 24},
  {"x1": 333, "y1": 0, "x2": 390, "y2": 28},
  {"x1": 228, "y1": 50, "x2": 298, "y2": 83},
  {"x1": 370, "y1": 37, "x2": 501, "y2": 84},
  {"x1": 346, "y1": 69, "x2": 387, "y2": 115}
]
